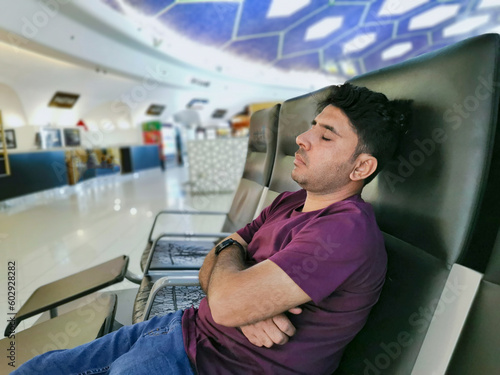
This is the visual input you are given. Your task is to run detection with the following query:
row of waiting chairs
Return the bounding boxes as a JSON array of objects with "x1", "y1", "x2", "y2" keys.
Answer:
[{"x1": 2, "y1": 33, "x2": 500, "y2": 374}]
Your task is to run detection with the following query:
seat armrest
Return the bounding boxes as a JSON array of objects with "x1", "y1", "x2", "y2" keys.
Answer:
[
  {"x1": 4, "y1": 256, "x2": 128, "y2": 337},
  {"x1": 1, "y1": 294, "x2": 117, "y2": 370},
  {"x1": 143, "y1": 232, "x2": 231, "y2": 273},
  {"x1": 148, "y1": 210, "x2": 228, "y2": 243},
  {"x1": 142, "y1": 272, "x2": 200, "y2": 322}
]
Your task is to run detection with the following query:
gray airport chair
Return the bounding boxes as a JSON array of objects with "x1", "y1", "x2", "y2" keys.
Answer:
[
  {"x1": 132, "y1": 105, "x2": 280, "y2": 322},
  {"x1": 140, "y1": 104, "x2": 280, "y2": 273}
]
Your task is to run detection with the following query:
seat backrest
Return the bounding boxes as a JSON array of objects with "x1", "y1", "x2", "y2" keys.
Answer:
[
  {"x1": 221, "y1": 104, "x2": 279, "y2": 232},
  {"x1": 334, "y1": 33, "x2": 500, "y2": 374}
]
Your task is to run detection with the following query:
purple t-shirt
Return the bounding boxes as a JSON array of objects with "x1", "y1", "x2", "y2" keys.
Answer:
[{"x1": 182, "y1": 190, "x2": 387, "y2": 374}]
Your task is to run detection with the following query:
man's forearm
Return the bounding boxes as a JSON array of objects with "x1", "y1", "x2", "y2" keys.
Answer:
[
  {"x1": 208, "y1": 245, "x2": 247, "y2": 291},
  {"x1": 199, "y1": 248, "x2": 216, "y2": 293},
  {"x1": 199, "y1": 233, "x2": 247, "y2": 294},
  {"x1": 207, "y1": 244, "x2": 247, "y2": 311}
]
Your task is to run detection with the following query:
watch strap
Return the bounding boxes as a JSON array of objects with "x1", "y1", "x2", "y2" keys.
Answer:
[{"x1": 215, "y1": 238, "x2": 245, "y2": 257}]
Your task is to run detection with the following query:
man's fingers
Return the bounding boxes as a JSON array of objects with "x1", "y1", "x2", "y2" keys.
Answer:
[
  {"x1": 241, "y1": 324, "x2": 275, "y2": 348},
  {"x1": 272, "y1": 314, "x2": 296, "y2": 338},
  {"x1": 241, "y1": 314, "x2": 299, "y2": 348},
  {"x1": 288, "y1": 307, "x2": 302, "y2": 314},
  {"x1": 263, "y1": 321, "x2": 289, "y2": 345},
  {"x1": 259, "y1": 326, "x2": 275, "y2": 348},
  {"x1": 248, "y1": 333, "x2": 262, "y2": 347}
]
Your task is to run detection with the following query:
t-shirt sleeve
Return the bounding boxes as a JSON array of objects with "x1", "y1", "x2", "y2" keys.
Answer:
[{"x1": 269, "y1": 214, "x2": 375, "y2": 304}]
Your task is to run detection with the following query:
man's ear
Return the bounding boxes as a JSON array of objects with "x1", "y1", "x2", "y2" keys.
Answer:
[{"x1": 350, "y1": 154, "x2": 377, "y2": 182}]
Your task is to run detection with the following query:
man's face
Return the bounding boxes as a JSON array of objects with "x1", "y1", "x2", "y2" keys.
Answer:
[{"x1": 291, "y1": 104, "x2": 360, "y2": 194}]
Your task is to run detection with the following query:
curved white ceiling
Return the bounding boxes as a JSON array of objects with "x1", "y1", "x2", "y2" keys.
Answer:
[{"x1": 98, "y1": 0, "x2": 500, "y2": 80}]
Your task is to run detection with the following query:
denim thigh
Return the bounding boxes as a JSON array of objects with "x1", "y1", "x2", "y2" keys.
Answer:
[{"x1": 12, "y1": 310, "x2": 194, "y2": 375}]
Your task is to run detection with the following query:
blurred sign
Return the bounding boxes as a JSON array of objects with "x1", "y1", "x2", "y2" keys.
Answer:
[
  {"x1": 48, "y1": 92, "x2": 80, "y2": 109},
  {"x1": 191, "y1": 77, "x2": 210, "y2": 87},
  {"x1": 146, "y1": 104, "x2": 166, "y2": 116},
  {"x1": 142, "y1": 121, "x2": 161, "y2": 131},
  {"x1": 212, "y1": 109, "x2": 227, "y2": 118}
]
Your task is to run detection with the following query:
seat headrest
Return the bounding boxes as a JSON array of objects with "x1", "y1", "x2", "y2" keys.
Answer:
[
  {"x1": 349, "y1": 33, "x2": 500, "y2": 268},
  {"x1": 242, "y1": 104, "x2": 280, "y2": 186}
]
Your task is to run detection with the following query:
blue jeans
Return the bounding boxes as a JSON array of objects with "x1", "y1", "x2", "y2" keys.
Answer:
[{"x1": 13, "y1": 310, "x2": 195, "y2": 375}]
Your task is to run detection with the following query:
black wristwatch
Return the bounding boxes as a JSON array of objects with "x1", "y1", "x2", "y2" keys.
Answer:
[{"x1": 215, "y1": 239, "x2": 245, "y2": 257}]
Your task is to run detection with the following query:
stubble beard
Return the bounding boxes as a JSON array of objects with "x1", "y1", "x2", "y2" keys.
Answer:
[{"x1": 292, "y1": 161, "x2": 353, "y2": 193}]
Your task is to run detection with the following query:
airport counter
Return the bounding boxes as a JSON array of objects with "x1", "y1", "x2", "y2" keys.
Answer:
[
  {"x1": 0, "y1": 145, "x2": 160, "y2": 202},
  {"x1": 0, "y1": 150, "x2": 68, "y2": 202}
]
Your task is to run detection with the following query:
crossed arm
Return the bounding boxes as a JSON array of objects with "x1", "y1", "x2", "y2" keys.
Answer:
[{"x1": 199, "y1": 233, "x2": 311, "y2": 347}]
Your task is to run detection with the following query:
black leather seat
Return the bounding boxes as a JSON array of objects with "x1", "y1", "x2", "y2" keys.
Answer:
[{"x1": 336, "y1": 33, "x2": 500, "y2": 374}]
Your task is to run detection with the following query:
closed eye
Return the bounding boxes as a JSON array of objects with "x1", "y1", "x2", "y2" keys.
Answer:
[{"x1": 312, "y1": 119, "x2": 333, "y2": 141}]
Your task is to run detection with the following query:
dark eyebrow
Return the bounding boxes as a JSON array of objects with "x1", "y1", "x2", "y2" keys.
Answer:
[
  {"x1": 311, "y1": 119, "x2": 341, "y2": 137},
  {"x1": 322, "y1": 124, "x2": 340, "y2": 136}
]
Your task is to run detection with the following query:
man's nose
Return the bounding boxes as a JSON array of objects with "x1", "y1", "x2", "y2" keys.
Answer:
[{"x1": 296, "y1": 129, "x2": 311, "y2": 150}]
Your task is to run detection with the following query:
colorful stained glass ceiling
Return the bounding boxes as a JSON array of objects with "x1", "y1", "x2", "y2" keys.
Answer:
[{"x1": 100, "y1": 0, "x2": 500, "y2": 79}]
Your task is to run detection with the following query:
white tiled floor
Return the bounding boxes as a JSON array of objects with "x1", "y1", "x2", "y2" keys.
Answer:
[{"x1": 0, "y1": 166, "x2": 234, "y2": 331}]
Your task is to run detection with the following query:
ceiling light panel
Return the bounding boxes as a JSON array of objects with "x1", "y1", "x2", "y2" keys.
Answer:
[
  {"x1": 267, "y1": 0, "x2": 311, "y2": 18},
  {"x1": 478, "y1": 0, "x2": 500, "y2": 9},
  {"x1": 378, "y1": 0, "x2": 430, "y2": 16},
  {"x1": 443, "y1": 15, "x2": 490, "y2": 37},
  {"x1": 408, "y1": 4, "x2": 461, "y2": 30},
  {"x1": 343, "y1": 33, "x2": 377, "y2": 54},
  {"x1": 305, "y1": 16, "x2": 344, "y2": 41},
  {"x1": 381, "y1": 42, "x2": 413, "y2": 60}
]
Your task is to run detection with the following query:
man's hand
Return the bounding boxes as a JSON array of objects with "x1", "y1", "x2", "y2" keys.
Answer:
[{"x1": 240, "y1": 308, "x2": 302, "y2": 348}]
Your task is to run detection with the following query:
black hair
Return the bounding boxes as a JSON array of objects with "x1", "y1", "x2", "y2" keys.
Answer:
[{"x1": 317, "y1": 83, "x2": 412, "y2": 185}]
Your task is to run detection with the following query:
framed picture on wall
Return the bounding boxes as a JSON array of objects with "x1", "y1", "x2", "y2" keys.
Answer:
[
  {"x1": 0, "y1": 129, "x2": 16, "y2": 149},
  {"x1": 41, "y1": 128, "x2": 62, "y2": 148},
  {"x1": 63, "y1": 128, "x2": 81, "y2": 147}
]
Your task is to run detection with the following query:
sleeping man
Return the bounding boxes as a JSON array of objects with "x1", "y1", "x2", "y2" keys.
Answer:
[{"x1": 14, "y1": 83, "x2": 411, "y2": 375}]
